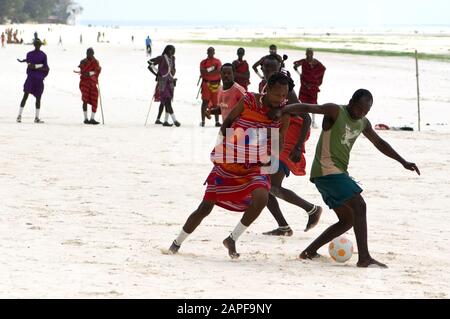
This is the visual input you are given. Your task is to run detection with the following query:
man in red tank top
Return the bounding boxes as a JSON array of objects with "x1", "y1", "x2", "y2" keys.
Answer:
[{"x1": 200, "y1": 47, "x2": 222, "y2": 127}]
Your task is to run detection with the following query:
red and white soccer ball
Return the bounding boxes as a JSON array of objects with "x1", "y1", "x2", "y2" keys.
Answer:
[{"x1": 329, "y1": 236, "x2": 354, "y2": 263}]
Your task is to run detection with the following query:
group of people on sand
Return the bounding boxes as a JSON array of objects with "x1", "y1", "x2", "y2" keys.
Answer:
[
  {"x1": 165, "y1": 45, "x2": 420, "y2": 269},
  {"x1": 14, "y1": 39, "x2": 420, "y2": 268},
  {"x1": 16, "y1": 38, "x2": 102, "y2": 125}
]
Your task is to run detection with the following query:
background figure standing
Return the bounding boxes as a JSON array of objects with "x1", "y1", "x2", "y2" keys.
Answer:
[
  {"x1": 232, "y1": 48, "x2": 250, "y2": 91},
  {"x1": 148, "y1": 45, "x2": 180, "y2": 127},
  {"x1": 79, "y1": 48, "x2": 102, "y2": 125},
  {"x1": 1, "y1": 32, "x2": 5, "y2": 48},
  {"x1": 206, "y1": 63, "x2": 246, "y2": 123},
  {"x1": 145, "y1": 36, "x2": 152, "y2": 56},
  {"x1": 253, "y1": 44, "x2": 283, "y2": 80},
  {"x1": 293, "y1": 48, "x2": 326, "y2": 128},
  {"x1": 199, "y1": 47, "x2": 222, "y2": 127},
  {"x1": 80, "y1": 34, "x2": 83, "y2": 45},
  {"x1": 16, "y1": 38, "x2": 49, "y2": 124}
]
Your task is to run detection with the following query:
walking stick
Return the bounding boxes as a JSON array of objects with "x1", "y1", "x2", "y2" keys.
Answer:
[
  {"x1": 196, "y1": 76, "x2": 203, "y2": 100},
  {"x1": 97, "y1": 82, "x2": 105, "y2": 125},
  {"x1": 415, "y1": 50, "x2": 421, "y2": 132},
  {"x1": 145, "y1": 96, "x2": 155, "y2": 126}
]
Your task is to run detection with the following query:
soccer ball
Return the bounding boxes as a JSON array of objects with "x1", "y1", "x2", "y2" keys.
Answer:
[{"x1": 329, "y1": 236, "x2": 354, "y2": 263}]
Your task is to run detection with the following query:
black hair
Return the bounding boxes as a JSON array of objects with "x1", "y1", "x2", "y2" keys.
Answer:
[
  {"x1": 269, "y1": 44, "x2": 277, "y2": 49},
  {"x1": 237, "y1": 47, "x2": 245, "y2": 53},
  {"x1": 264, "y1": 54, "x2": 283, "y2": 65},
  {"x1": 162, "y1": 45, "x2": 175, "y2": 55},
  {"x1": 351, "y1": 89, "x2": 373, "y2": 103},
  {"x1": 221, "y1": 63, "x2": 235, "y2": 72},
  {"x1": 267, "y1": 72, "x2": 290, "y2": 88},
  {"x1": 162, "y1": 45, "x2": 175, "y2": 56}
]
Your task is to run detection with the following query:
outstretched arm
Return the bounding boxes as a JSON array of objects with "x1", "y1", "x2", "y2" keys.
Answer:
[
  {"x1": 283, "y1": 102, "x2": 340, "y2": 119},
  {"x1": 284, "y1": 90, "x2": 312, "y2": 162},
  {"x1": 363, "y1": 121, "x2": 421, "y2": 175}
]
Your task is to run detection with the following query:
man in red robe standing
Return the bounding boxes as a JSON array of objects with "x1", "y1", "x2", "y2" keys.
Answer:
[
  {"x1": 294, "y1": 48, "x2": 326, "y2": 128},
  {"x1": 79, "y1": 48, "x2": 102, "y2": 125},
  {"x1": 232, "y1": 48, "x2": 250, "y2": 91}
]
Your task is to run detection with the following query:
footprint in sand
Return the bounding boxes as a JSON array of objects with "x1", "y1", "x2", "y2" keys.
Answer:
[{"x1": 62, "y1": 239, "x2": 86, "y2": 246}]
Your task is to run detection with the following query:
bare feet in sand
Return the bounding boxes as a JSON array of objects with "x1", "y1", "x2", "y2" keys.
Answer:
[
  {"x1": 299, "y1": 250, "x2": 321, "y2": 260},
  {"x1": 357, "y1": 258, "x2": 388, "y2": 268},
  {"x1": 223, "y1": 236, "x2": 240, "y2": 259},
  {"x1": 305, "y1": 206, "x2": 323, "y2": 232},
  {"x1": 262, "y1": 227, "x2": 293, "y2": 237}
]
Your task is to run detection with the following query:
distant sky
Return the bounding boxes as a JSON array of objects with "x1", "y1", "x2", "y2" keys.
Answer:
[{"x1": 77, "y1": 0, "x2": 450, "y2": 27}]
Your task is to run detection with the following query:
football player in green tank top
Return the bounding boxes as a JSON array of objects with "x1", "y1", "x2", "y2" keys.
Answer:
[{"x1": 282, "y1": 89, "x2": 420, "y2": 268}]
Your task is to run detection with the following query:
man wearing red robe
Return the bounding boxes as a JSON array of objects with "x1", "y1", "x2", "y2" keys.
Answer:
[
  {"x1": 294, "y1": 48, "x2": 326, "y2": 128},
  {"x1": 232, "y1": 48, "x2": 250, "y2": 91},
  {"x1": 79, "y1": 48, "x2": 102, "y2": 125}
]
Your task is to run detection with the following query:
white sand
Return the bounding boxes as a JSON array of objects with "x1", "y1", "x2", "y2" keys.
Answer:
[{"x1": 0, "y1": 24, "x2": 449, "y2": 299}]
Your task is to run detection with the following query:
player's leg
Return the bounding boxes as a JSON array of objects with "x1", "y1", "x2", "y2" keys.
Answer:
[
  {"x1": 264, "y1": 170, "x2": 293, "y2": 236},
  {"x1": 169, "y1": 200, "x2": 215, "y2": 254},
  {"x1": 300, "y1": 203, "x2": 353, "y2": 259},
  {"x1": 349, "y1": 194, "x2": 387, "y2": 268},
  {"x1": 224, "y1": 188, "x2": 269, "y2": 259}
]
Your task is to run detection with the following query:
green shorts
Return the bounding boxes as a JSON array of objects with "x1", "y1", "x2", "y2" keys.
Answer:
[{"x1": 311, "y1": 174, "x2": 363, "y2": 209}]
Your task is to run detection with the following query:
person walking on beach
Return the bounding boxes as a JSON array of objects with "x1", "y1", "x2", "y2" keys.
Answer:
[
  {"x1": 199, "y1": 47, "x2": 222, "y2": 127},
  {"x1": 148, "y1": 45, "x2": 180, "y2": 127},
  {"x1": 282, "y1": 89, "x2": 420, "y2": 268},
  {"x1": 146, "y1": 36, "x2": 152, "y2": 56},
  {"x1": 16, "y1": 38, "x2": 49, "y2": 124},
  {"x1": 78, "y1": 48, "x2": 102, "y2": 125},
  {"x1": 259, "y1": 55, "x2": 322, "y2": 236},
  {"x1": 293, "y1": 48, "x2": 326, "y2": 128},
  {"x1": 168, "y1": 72, "x2": 291, "y2": 259},
  {"x1": 232, "y1": 48, "x2": 250, "y2": 91}
]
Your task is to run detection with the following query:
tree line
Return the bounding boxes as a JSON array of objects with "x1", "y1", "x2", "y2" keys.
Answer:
[{"x1": 0, "y1": 0, "x2": 82, "y2": 24}]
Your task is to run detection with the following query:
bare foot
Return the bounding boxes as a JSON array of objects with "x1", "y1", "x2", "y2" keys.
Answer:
[
  {"x1": 263, "y1": 227, "x2": 293, "y2": 237},
  {"x1": 357, "y1": 258, "x2": 388, "y2": 268},
  {"x1": 299, "y1": 250, "x2": 321, "y2": 260},
  {"x1": 223, "y1": 236, "x2": 240, "y2": 259},
  {"x1": 168, "y1": 241, "x2": 181, "y2": 255},
  {"x1": 305, "y1": 206, "x2": 323, "y2": 232}
]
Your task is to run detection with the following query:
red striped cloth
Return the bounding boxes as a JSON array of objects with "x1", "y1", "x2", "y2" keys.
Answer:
[
  {"x1": 279, "y1": 116, "x2": 310, "y2": 176},
  {"x1": 79, "y1": 58, "x2": 101, "y2": 110},
  {"x1": 204, "y1": 93, "x2": 284, "y2": 212}
]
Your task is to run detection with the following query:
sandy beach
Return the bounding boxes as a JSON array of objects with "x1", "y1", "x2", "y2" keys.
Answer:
[{"x1": 0, "y1": 24, "x2": 449, "y2": 298}]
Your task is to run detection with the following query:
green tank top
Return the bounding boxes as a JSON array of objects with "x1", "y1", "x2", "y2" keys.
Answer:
[{"x1": 311, "y1": 105, "x2": 368, "y2": 178}]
